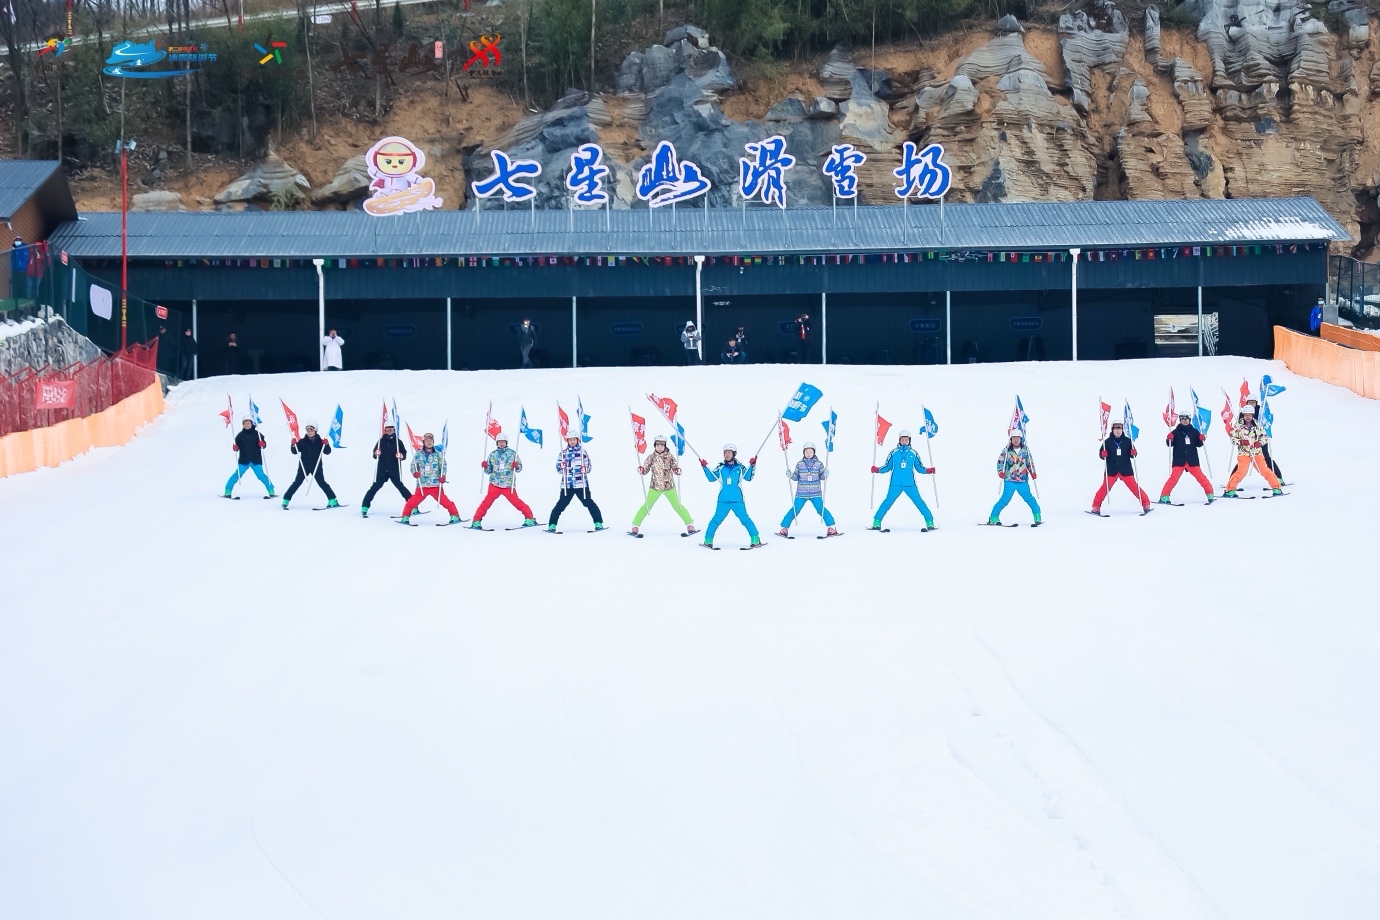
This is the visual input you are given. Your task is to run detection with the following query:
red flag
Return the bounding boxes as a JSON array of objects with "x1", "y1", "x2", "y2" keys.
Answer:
[
  {"x1": 557, "y1": 404, "x2": 571, "y2": 438},
  {"x1": 630, "y1": 411, "x2": 647, "y2": 454},
  {"x1": 874, "y1": 412, "x2": 892, "y2": 446},
  {"x1": 406, "y1": 423, "x2": 424, "y2": 451},
  {"x1": 1162, "y1": 389, "x2": 1176, "y2": 428},
  {"x1": 778, "y1": 418, "x2": 792, "y2": 451},
  {"x1": 281, "y1": 399, "x2": 301, "y2": 441},
  {"x1": 484, "y1": 401, "x2": 502, "y2": 439},
  {"x1": 1099, "y1": 399, "x2": 1112, "y2": 439},
  {"x1": 219, "y1": 394, "x2": 234, "y2": 428},
  {"x1": 34, "y1": 378, "x2": 76, "y2": 410},
  {"x1": 1239, "y1": 378, "x2": 1250, "y2": 407},
  {"x1": 1220, "y1": 395, "x2": 1234, "y2": 435},
  {"x1": 647, "y1": 393, "x2": 678, "y2": 423},
  {"x1": 380, "y1": 400, "x2": 388, "y2": 436}
]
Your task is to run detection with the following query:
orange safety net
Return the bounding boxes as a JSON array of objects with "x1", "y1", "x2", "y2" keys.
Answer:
[
  {"x1": 1275, "y1": 326, "x2": 1380, "y2": 400},
  {"x1": 0, "y1": 380, "x2": 163, "y2": 477},
  {"x1": 1320, "y1": 322, "x2": 1380, "y2": 353},
  {"x1": 0, "y1": 341, "x2": 158, "y2": 440}
]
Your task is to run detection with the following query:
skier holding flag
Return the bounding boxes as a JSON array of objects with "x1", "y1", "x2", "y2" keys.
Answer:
[
  {"x1": 1222, "y1": 404, "x2": 1283, "y2": 497},
  {"x1": 1089, "y1": 420, "x2": 1151, "y2": 516},
  {"x1": 360, "y1": 422, "x2": 411, "y2": 517},
  {"x1": 869, "y1": 430, "x2": 935, "y2": 532},
  {"x1": 471, "y1": 431, "x2": 538, "y2": 529},
  {"x1": 1157, "y1": 412, "x2": 1214, "y2": 505},
  {"x1": 224, "y1": 417, "x2": 275, "y2": 498},
  {"x1": 283, "y1": 422, "x2": 340, "y2": 510},
  {"x1": 547, "y1": 430, "x2": 605, "y2": 532},
  {"x1": 397, "y1": 432, "x2": 462, "y2": 525},
  {"x1": 988, "y1": 427, "x2": 1041, "y2": 527},
  {"x1": 629, "y1": 434, "x2": 697, "y2": 537},
  {"x1": 700, "y1": 444, "x2": 761, "y2": 549},
  {"x1": 779, "y1": 442, "x2": 837, "y2": 538}
]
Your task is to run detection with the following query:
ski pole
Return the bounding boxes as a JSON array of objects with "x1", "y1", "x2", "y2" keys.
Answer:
[{"x1": 1026, "y1": 441, "x2": 1042, "y2": 502}]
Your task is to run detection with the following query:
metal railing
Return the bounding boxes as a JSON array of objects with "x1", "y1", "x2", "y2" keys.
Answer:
[{"x1": 1331, "y1": 255, "x2": 1380, "y2": 329}]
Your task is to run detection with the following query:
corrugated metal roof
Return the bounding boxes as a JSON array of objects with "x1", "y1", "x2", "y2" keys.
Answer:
[
  {"x1": 48, "y1": 197, "x2": 1349, "y2": 259},
  {"x1": 0, "y1": 160, "x2": 62, "y2": 220}
]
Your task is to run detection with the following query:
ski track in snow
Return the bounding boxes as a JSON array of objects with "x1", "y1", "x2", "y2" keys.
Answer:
[{"x1": 2, "y1": 358, "x2": 1380, "y2": 919}]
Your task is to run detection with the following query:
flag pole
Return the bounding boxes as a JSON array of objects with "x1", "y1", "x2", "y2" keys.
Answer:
[
  {"x1": 921, "y1": 404, "x2": 939, "y2": 511},
  {"x1": 870, "y1": 401, "x2": 879, "y2": 509},
  {"x1": 479, "y1": 400, "x2": 492, "y2": 497},
  {"x1": 1099, "y1": 396, "x2": 1111, "y2": 513},
  {"x1": 780, "y1": 428, "x2": 795, "y2": 513},
  {"x1": 821, "y1": 406, "x2": 833, "y2": 508},
  {"x1": 646, "y1": 395, "x2": 701, "y2": 460},
  {"x1": 752, "y1": 413, "x2": 781, "y2": 460},
  {"x1": 628, "y1": 405, "x2": 646, "y2": 501}
]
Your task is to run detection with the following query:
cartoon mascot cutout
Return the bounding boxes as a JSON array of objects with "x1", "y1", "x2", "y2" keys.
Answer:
[{"x1": 363, "y1": 136, "x2": 444, "y2": 216}]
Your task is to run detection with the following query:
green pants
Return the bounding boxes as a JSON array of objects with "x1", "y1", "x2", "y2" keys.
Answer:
[{"x1": 631, "y1": 487, "x2": 694, "y2": 526}]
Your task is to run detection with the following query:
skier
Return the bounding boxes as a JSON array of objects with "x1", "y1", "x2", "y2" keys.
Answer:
[
  {"x1": 1243, "y1": 398, "x2": 1285, "y2": 483},
  {"x1": 988, "y1": 429, "x2": 1041, "y2": 525},
  {"x1": 869, "y1": 430, "x2": 935, "y2": 531},
  {"x1": 547, "y1": 431, "x2": 605, "y2": 532},
  {"x1": 629, "y1": 434, "x2": 697, "y2": 536},
  {"x1": 700, "y1": 444, "x2": 761, "y2": 549},
  {"x1": 1223, "y1": 404, "x2": 1283, "y2": 497},
  {"x1": 360, "y1": 422, "x2": 411, "y2": 517},
  {"x1": 779, "y1": 442, "x2": 837, "y2": 537},
  {"x1": 224, "y1": 417, "x2": 275, "y2": 498},
  {"x1": 282, "y1": 423, "x2": 339, "y2": 509},
  {"x1": 1158, "y1": 413, "x2": 1214, "y2": 504},
  {"x1": 399, "y1": 432, "x2": 462, "y2": 524},
  {"x1": 472, "y1": 432, "x2": 538, "y2": 528},
  {"x1": 1090, "y1": 421, "x2": 1151, "y2": 514}
]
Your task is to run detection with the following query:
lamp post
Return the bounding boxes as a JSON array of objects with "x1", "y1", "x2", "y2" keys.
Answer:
[{"x1": 115, "y1": 138, "x2": 136, "y2": 350}]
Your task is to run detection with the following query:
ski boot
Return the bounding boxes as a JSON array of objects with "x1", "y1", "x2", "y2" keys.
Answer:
[
  {"x1": 450, "y1": 515, "x2": 463, "y2": 524},
  {"x1": 469, "y1": 520, "x2": 484, "y2": 529},
  {"x1": 326, "y1": 499, "x2": 340, "y2": 508},
  {"x1": 1270, "y1": 487, "x2": 1283, "y2": 496},
  {"x1": 1033, "y1": 513, "x2": 1043, "y2": 526},
  {"x1": 546, "y1": 523, "x2": 557, "y2": 532},
  {"x1": 684, "y1": 524, "x2": 699, "y2": 535},
  {"x1": 749, "y1": 535, "x2": 763, "y2": 547},
  {"x1": 222, "y1": 490, "x2": 233, "y2": 498},
  {"x1": 776, "y1": 527, "x2": 790, "y2": 537},
  {"x1": 825, "y1": 526, "x2": 839, "y2": 537},
  {"x1": 267, "y1": 491, "x2": 276, "y2": 499},
  {"x1": 521, "y1": 518, "x2": 539, "y2": 527},
  {"x1": 869, "y1": 519, "x2": 883, "y2": 530},
  {"x1": 593, "y1": 522, "x2": 608, "y2": 531},
  {"x1": 628, "y1": 526, "x2": 639, "y2": 535},
  {"x1": 1222, "y1": 490, "x2": 1238, "y2": 498},
  {"x1": 281, "y1": 498, "x2": 290, "y2": 510},
  {"x1": 1206, "y1": 494, "x2": 1216, "y2": 504},
  {"x1": 361, "y1": 505, "x2": 369, "y2": 518},
  {"x1": 1156, "y1": 496, "x2": 1172, "y2": 505},
  {"x1": 924, "y1": 519, "x2": 935, "y2": 531},
  {"x1": 985, "y1": 518, "x2": 1001, "y2": 526}
]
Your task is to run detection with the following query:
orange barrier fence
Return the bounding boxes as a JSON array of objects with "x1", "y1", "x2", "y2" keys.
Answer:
[
  {"x1": 1275, "y1": 326, "x2": 1380, "y2": 400},
  {"x1": 1320, "y1": 322, "x2": 1380, "y2": 353},
  {"x1": 0, "y1": 380, "x2": 164, "y2": 477}
]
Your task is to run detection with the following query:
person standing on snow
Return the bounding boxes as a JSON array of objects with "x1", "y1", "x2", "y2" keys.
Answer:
[
  {"x1": 869, "y1": 430, "x2": 936, "y2": 531},
  {"x1": 472, "y1": 433, "x2": 538, "y2": 529},
  {"x1": 629, "y1": 434, "x2": 697, "y2": 536},
  {"x1": 779, "y1": 442, "x2": 837, "y2": 537},
  {"x1": 399, "y1": 432, "x2": 462, "y2": 524},
  {"x1": 700, "y1": 444, "x2": 761, "y2": 549},
  {"x1": 224, "y1": 417, "x2": 275, "y2": 498},
  {"x1": 547, "y1": 432, "x2": 605, "y2": 532},
  {"x1": 988, "y1": 429, "x2": 1041, "y2": 525},
  {"x1": 283, "y1": 423, "x2": 339, "y2": 509},
  {"x1": 321, "y1": 328, "x2": 345, "y2": 371},
  {"x1": 1158, "y1": 413, "x2": 1214, "y2": 504},
  {"x1": 1223, "y1": 404, "x2": 1283, "y2": 497},
  {"x1": 1243, "y1": 398, "x2": 1285, "y2": 483},
  {"x1": 1090, "y1": 421, "x2": 1151, "y2": 515},
  {"x1": 360, "y1": 423, "x2": 411, "y2": 517}
]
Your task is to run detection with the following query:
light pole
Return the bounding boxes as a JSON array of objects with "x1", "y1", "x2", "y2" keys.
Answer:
[{"x1": 115, "y1": 138, "x2": 136, "y2": 350}]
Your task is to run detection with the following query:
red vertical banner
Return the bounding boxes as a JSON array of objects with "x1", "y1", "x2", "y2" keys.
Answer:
[
  {"x1": 874, "y1": 412, "x2": 892, "y2": 446},
  {"x1": 629, "y1": 412, "x2": 647, "y2": 454}
]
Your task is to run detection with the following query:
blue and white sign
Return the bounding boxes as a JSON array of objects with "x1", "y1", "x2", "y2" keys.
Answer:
[
  {"x1": 384, "y1": 324, "x2": 416, "y2": 338},
  {"x1": 472, "y1": 149, "x2": 542, "y2": 203},
  {"x1": 893, "y1": 141, "x2": 951, "y2": 200},
  {"x1": 822, "y1": 144, "x2": 866, "y2": 199},
  {"x1": 103, "y1": 40, "x2": 199, "y2": 78},
  {"x1": 566, "y1": 143, "x2": 610, "y2": 206},
  {"x1": 739, "y1": 135, "x2": 795, "y2": 208},
  {"x1": 636, "y1": 141, "x2": 711, "y2": 208},
  {"x1": 1011, "y1": 317, "x2": 1042, "y2": 331},
  {"x1": 908, "y1": 318, "x2": 942, "y2": 333}
]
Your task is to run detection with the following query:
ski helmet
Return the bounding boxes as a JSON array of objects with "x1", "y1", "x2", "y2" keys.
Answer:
[
  {"x1": 723, "y1": 443, "x2": 737, "y2": 453},
  {"x1": 1241, "y1": 404, "x2": 1256, "y2": 414},
  {"x1": 566, "y1": 430, "x2": 581, "y2": 440},
  {"x1": 898, "y1": 429, "x2": 912, "y2": 439},
  {"x1": 494, "y1": 432, "x2": 508, "y2": 443},
  {"x1": 1008, "y1": 428, "x2": 1023, "y2": 438},
  {"x1": 653, "y1": 434, "x2": 668, "y2": 444},
  {"x1": 305, "y1": 422, "x2": 318, "y2": 431},
  {"x1": 802, "y1": 441, "x2": 817, "y2": 451}
]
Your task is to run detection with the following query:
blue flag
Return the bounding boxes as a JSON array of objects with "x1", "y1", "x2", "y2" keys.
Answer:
[
  {"x1": 1123, "y1": 401, "x2": 1139, "y2": 441},
  {"x1": 820, "y1": 409, "x2": 837, "y2": 452},
  {"x1": 1261, "y1": 400, "x2": 1274, "y2": 438},
  {"x1": 248, "y1": 395, "x2": 262, "y2": 426},
  {"x1": 391, "y1": 398, "x2": 401, "y2": 432},
  {"x1": 1190, "y1": 389, "x2": 1208, "y2": 434},
  {"x1": 671, "y1": 420, "x2": 687, "y2": 457},
  {"x1": 782, "y1": 382, "x2": 824, "y2": 421},
  {"x1": 576, "y1": 396, "x2": 593, "y2": 443},
  {"x1": 922, "y1": 407, "x2": 938, "y2": 438},
  {"x1": 1260, "y1": 375, "x2": 1286, "y2": 399},
  {"x1": 1009, "y1": 396, "x2": 1029, "y2": 435},
  {"x1": 439, "y1": 421, "x2": 448, "y2": 453},
  {"x1": 519, "y1": 407, "x2": 543, "y2": 447},
  {"x1": 327, "y1": 404, "x2": 345, "y2": 448}
]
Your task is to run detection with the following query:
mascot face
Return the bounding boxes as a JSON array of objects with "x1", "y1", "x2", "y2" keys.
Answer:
[{"x1": 373, "y1": 141, "x2": 418, "y2": 177}]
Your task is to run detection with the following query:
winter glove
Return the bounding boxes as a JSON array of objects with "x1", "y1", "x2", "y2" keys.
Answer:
[
  {"x1": 1031, "y1": 472, "x2": 1038, "y2": 479},
  {"x1": 637, "y1": 467, "x2": 647, "y2": 475},
  {"x1": 396, "y1": 453, "x2": 403, "y2": 460},
  {"x1": 673, "y1": 468, "x2": 682, "y2": 476},
  {"x1": 926, "y1": 467, "x2": 936, "y2": 474},
  {"x1": 1099, "y1": 449, "x2": 1107, "y2": 458},
  {"x1": 258, "y1": 440, "x2": 265, "y2": 449},
  {"x1": 998, "y1": 472, "x2": 1006, "y2": 479},
  {"x1": 1130, "y1": 448, "x2": 1138, "y2": 458},
  {"x1": 439, "y1": 476, "x2": 447, "y2": 484},
  {"x1": 748, "y1": 456, "x2": 757, "y2": 466},
  {"x1": 413, "y1": 471, "x2": 421, "y2": 478},
  {"x1": 374, "y1": 449, "x2": 381, "y2": 459},
  {"x1": 699, "y1": 458, "x2": 709, "y2": 467},
  {"x1": 232, "y1": 444, "x2": 239, "y2": 451},
  {"x1": 481, "y1": 461, "x2": 489, "y2": 470},
  {"x1": 870, "y1": 466, "x2": 879, "y2": 473},
  {"x1": 510, "y1": 461, "x2": 519, "y2": 470}
]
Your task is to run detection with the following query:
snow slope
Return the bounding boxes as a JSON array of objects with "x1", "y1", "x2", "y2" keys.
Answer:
[{"x1": 2, "y1": 357, "x2": 1378, "y2": 920}]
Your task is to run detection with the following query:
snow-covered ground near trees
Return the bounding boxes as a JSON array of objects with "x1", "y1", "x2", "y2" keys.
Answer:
[{"x1": 2, "y1": 357, "x2": 1378, "y2": 919}]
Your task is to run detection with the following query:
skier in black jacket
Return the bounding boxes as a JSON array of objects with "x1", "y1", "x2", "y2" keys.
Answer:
[
  {"x1": 283, "y1": 423, "x2": 338, "y2": 509},
  {"x1": 1157, "y1": 414, "x2": 1214, "y2": 503},
  {"x1": 1090, "y1": 421, "x2": 1151, "y2": 513},
  {"x1": 360, "y1": 423, "x2": 411, "y2": 517},
  {"x1": 223, "y1": 418, "x2": 275, "y2": 498}
]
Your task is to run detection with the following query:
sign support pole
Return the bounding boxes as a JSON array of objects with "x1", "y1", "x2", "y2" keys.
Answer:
[
  {"x1": 446, "y1": 296, "x2": 452, "y2": 370},
  {"x1": 571, "y1": 296, "x2": 577, "y2": 368},
  {"x1": 821, "y1": 291, "x2": 827, "y2": 365},
  {"x1": 313, "y1": 258, "x2": 325, "y2": 370},
  {"x1": 1069, "y1": 247, "x2": 1081, "y2": 362},
  {"x1": 945, "y1": 290, "x2": 951, "y2": 365},
  {"x1": 192, "y1": 298, "x2": 198, "y2": 379},
  {"x1": 694, "y1": 255, "x2": 705, "y2": 362},
  {"x1": 1197, "y1": 285, "x2": 1203, "y2": 357}
]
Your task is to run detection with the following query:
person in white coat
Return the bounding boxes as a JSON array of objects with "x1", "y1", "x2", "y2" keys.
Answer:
[{"x1": 322, "y1": 328, "x2": 345, "y2": 370}]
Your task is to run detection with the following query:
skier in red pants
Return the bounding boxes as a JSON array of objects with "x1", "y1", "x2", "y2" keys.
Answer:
[
  {"x1": 1158, "y1": 413, "x2": 1215, "y2": 504},
  {"x1": 471, "y1": 433, "x2": 538, "y2": 528},
  {"x1": 1091, "y1": 421, "x2": 1150, "y2": 514},
  {"x1": 398, "y1": 432, "x2": 461, "y2": 524}
]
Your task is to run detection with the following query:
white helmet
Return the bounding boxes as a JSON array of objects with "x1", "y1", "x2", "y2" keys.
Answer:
[
  {"x1": 898, "y1": 429, "x2": 912, "y2": 438},
  {"x1": 653, "y1": 433, "x2": 668, "y2": 443},
  {"x1": 1008, "y1": 428, "x2": 1023, "y2": 438},
  {"x1": 723, "y1": 443, "x2": 737, "y2": 453},
  {"x1": 802, "y1": 441, "x2": 817, "y2": 451},
  {"x1": 494, "y1": 431, "x2": 508, "y2": 442},
  {"x1": 1240, "y1": 404, "x2": 1256, "y2": 415},
  {"x1": 565, "y1": 430, "x2": 581, "y2": 439}
]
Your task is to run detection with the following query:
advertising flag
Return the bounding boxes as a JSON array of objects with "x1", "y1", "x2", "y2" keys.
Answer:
[
  {"x1": 1190, "y1": 389, "x2": 1211, "y2": 435},
  {"x1": 821, "y1": 409, "x2": 837, "y2": 452},
  {"x1": 782, "y1": 382, "x2": 824, "y2": 421},
  {"x1": 647, "y1": 393, "x2": 679, "y2": 423},
  {"x1": 630, "y1": 411, "x2": 647, "y2": 454},
  {"x1": 1123, "y1": 401, "x2": 1139, "y2": 441},
  {"x1": 922, "y1": 407, "x2": 938, "y2": 438},
  {"x1": 1261, "y1": 400, "x2": 1274, "y2": 437},
  {"x1": 557, "y1": 404, "x2": 571, "y2": 438},
  {"x1": 875, "y1": 411, "x2": 892, "y2": 446},
  {"x1": 380, "y1": 400, "x2": 388, "y2": 435},
  {"x1": 1010, "y1": 396, "x2": 1030, "y2": 435},
  {"x1": 1260, "y1": 375, "x2": 1286, "y2": 399},
  {"x1": 439, "y1": 421, "x2": 449, "y2": 453},
  {"x1": 281, "y1": 399, "x2": 301, "y2": 441},
  {"x1": 519, "y1": 407, "x2": 543, "y2": 447},
  {"x1": 391, "y1": 399, "x2": 401, "y2": 433},
  {"x1": 1162, "y1": 389, "x2": 1176, "y2": 428},
  {"x1": 406, "y1": 423, "x2": 424, "y2": 451},
  {"x1": 328, "y1": 405, "x2": 345, "y2": 448},
  {"x1": 249, "y1": 395, "x2": 263, "y2": 427},
  {"x1": 1239, "y1": 378, "x2": 1251, "y2": 407},
  {"x1": 1099, "y1": 399, "x2": 1112, "y2": 439},
  {"x1": 1220, "y1": 394, "x2": 1234, "y2": 435},
  {"x1": 34, "y1": 378, "x2": 76, "y2": 410},
  {"x1": 219, "y1": 394, "x2": 234, "y2": 428},
  {"x1": 484, "y1": 401, "x2": 502, "y2": 440},
  {"x1": 671, "y1": 421, "x2": 686, "y2": 457},
  {"x1": 778, "y1": 418, "x2": 792, "y2": 452},
  {"x1": 576, "y1": 395, "x2": 592, "y2": 442}
]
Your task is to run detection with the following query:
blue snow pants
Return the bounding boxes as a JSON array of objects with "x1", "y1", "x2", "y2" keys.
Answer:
[
  {"x1": 706, "y1": 500, "x2": 758, "y2": 543},
  {"x1": 781, "y1": 496, "x2": 835, "y2": 528},
  {"x1": 990, "y1": 480, "x2": 1040, "y2": 520},
  {"x1": 876, "y1": 482, "x2": 932, "y2": 525},
  {"x1": 226, "y1": 463, "x2": 274, "y2": 494}
]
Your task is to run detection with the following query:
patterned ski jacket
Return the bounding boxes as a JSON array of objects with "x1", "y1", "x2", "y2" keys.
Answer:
[
  {"x1": 411, "y1": 446, "x2": 447, "y2": 487},
  {"x1": 790, "y1": 455, "x2": 829, "y2": 498},
  {"x1": 704, "y1": 458, "x2": 755, "y2": 502},
  {"x1": 556, "y1": 444, "x2": 592, "y2": 489},
  {"x1": 1230, "y1": 420, "x2": 1267, "y2": 456},
  {"x1": 641, "y1": 448, "x2": 680, "y2": 492},
  {"x1": 996, "y1": 444, "x2": 1036, "y2": 482},
  {"x1": 877, "y1": 444, "x2": 928, "y2": 485},
  {"x1": 484, "y1": 446, "x2": 522, "y2": 488}
]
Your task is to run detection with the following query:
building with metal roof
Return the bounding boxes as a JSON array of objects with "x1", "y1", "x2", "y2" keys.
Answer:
[
  {"x1": 41, "y1": 197, "x2": 1346, "y2": 375},
  {"x1": 2, "y1": 160, "x2": 78, "y2": 308}
]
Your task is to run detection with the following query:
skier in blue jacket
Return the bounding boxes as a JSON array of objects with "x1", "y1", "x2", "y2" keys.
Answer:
[
  {"x1": 869, "y1": 430, "x2": 936, "y2": 531},
  {"x1": 778, "y1": 442, "x2": 837, "y2": 537},
  {"x1": 700, "y1": 444, "x2": 761, "y2": 548}
]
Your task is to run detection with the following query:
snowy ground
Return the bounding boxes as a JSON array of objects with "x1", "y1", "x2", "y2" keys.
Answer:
[{"x1": 2, "y1": 357, "x2": 1378, "y2": 919}]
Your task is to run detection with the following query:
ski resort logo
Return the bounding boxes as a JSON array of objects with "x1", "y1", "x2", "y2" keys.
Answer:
[
  {"x1": 103, "y1": 40, "x2": 203, "y2": 78},
  {"x1": 462, "y1": 34, "x2": 503, "y2": 75},
  {"x1": 255, "y1": 33, "x2": 287, "y2": 66}
]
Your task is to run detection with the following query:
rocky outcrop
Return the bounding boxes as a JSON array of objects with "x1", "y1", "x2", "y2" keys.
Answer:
[
  {"x1": 0, "y1": 315, "x2": 102, "y2": 376},
  {"x1": 310, "y1": 154, "x2": 370, "y2": 206},
  {"x1": 213, "y1": 151, "x2": 310, "y2": 207},
  {"x1": 130, "y1": 190, "x2": 186, "y2": 211},
  {"x1": 1059, "y1": 0, "x2": 1130, "y2": 113}
]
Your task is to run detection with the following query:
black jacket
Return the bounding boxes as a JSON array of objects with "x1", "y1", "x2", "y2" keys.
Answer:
[
  {"x1": 373, "y1": 433, "x2": 407, "y2": 473},
  {"x1": 519, "y1": 324, "x2": 536, "y2": 348},
  {"x1": 1166, "y1": 424, "x2": 1204, "y2": 467},
  {"x1": 1099, "y1": 435, "x2": 1137, "y2": 476},
  {"x1": 180, "y1": 333, "x2": 197, "y2": 357},
  {"x1": 291, "y1": 433, "x2": 331, "y2": 469},
  {"x1": 233, "y1": 427, "x2": 265, "y2": 465}
]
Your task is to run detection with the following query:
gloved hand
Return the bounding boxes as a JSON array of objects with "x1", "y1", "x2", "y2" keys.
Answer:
[
  {"x1": 673, "y1": 468, "x2": 682, "y2": 476},
  {"x1": 258, "y1": 441, "x2": 265, "y2": 449},
  {"x1": 374, "y1": 449, "x2": 381, "y2": 459},
  {"x1": 439, "y1": 476, "x2": 447, "y2": 484},
  {"x1": 699, "y1": 458, "x2": 709, "y2": 467},
  {"x1": 748, "y1": 456, "x2": 757, "y2": 466},
  {"x1": 1099, "y1": 449, "x2": 1107, "y2": 458},
  {"x1": 232, "y1": 444, "x2": 239, "y2": 451},
  {"x1": 510, "y1": 461, "x2": 519, "y2": 470},
  {"x1": 413, "y1": 471, "x2": 421, "y2": 479},
  {"x1": 1031, "y1": 472, "x2": 1038, "y2": 479},
  {"x1": 998, "y1": 472, "x2": 1006, "y2": 479},
  {"x1": 1130, "y1": 448, "x2": 1138, "y2": 458},
  {"x1": 926, "y1": 467, "x2": 936, "y2": 474},
  {"x1": 870, "y1": 466, "x2": 879, "y2": 473},
  {"x1": 637, "y1": 467, "x2": 647, "y2": 475},
  {"x1": 395, "y1": 453, "x2": 403, "y2": 460},
  {"x1": 481, "y1": 461, "x2": 489, "y2": 470}
]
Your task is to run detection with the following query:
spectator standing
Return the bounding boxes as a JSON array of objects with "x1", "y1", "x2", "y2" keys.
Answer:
[
  {"x1": 794, "y1": 312, "x2": 812, "y2": 363},
  {"x1": 518, "y1": 318, "x2": 538, "y2": 368},
  {"x1": 322, "y1": 328, "x2": 345, "y2": 371},
  {"x1": 179, "y1": 327, "x2": 198, "y2": 380},
  {"x1": 9, "y1": 237, "x2": 29, "y2": 301},
  {"x1": 222, "y1": 332, "x2": 241, "y2": 375},
  {"x1": 1309, "y1": 299, "x2": 1323, "y2": 334},
  {"x1": 681, "y1": 321, "x2": 702, "y2": 365}
]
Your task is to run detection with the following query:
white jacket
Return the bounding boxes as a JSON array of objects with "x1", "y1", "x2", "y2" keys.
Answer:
[{"x1": 322, "y1": 334, "x2": 345, "y2": 369}]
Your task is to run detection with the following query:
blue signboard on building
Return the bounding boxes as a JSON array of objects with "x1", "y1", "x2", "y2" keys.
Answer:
[
  {"x1": 1011, "y1": 317, "x2": 1042, "y2": 331},
  {"x1": 909, "y1": 318, "x2": 942, "y2": 333}
]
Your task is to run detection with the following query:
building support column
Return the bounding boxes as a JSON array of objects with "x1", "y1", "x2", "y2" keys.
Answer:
[
  {"x1": 1069, "y1": 248, "x2": 1081, "y2": 361},
  {"x1": 1197, "y1": 285, "x2": 1203, "y2": 358},
  {"x1": 446, "y1": 297, "x2": 452, "y2": 370},
  {"x1": 821, "y1": 291, "x2": 827, "y2": 365},
  {"x1": 191, "y1": 298, "x2": 198, "y2": 379},
  {"x1": 313, "y1": 259, "x2": 325, "y2": 371},
  {"x1": 694, "y1": 255, "x2": 705, "y2": 362},
  {"x1": 945, "y1": 290, "x2": 951, "y2": 365},
  {"x1": 571, "y1": 296, "x2": 577, "y2": 369}
]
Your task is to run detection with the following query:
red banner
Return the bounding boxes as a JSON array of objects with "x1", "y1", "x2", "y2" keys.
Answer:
[
  {"x1": 34, "y1": 379, "x2": 76, "y2": 410},
  {"x1": 1098, "y1": 399, "x2": 1111, "y2": 439},
  {"x1": 1239, "y1": 378, "x2": 1251, "y2": 407},
  {"x1": 484, "y1": 401, "x2": 502, "y2": 439},
  {"x1": 647, "y1": 393, "x2": 678, "y2": 423},
  {"x1": 219, "y1": 394, "x2": 234, "y2": 428},
  {"x1": 778, "y1": 418, "x2": 791, "y2": 451},
  {"x1": 281, "y1": 399, "x2": 301, "y2": 441},
  {"x1": 406, "y1": 423, "x2": 425, "y2": 451},
  {"x1": 1162, "y1": 389, "x2": 1176, "y2": 428},
  {"x1": 874, "y1": 412, "x2": 892, "y2": 446},
  {"x1": 557, "y1": 404, "x2": 570, "y2": 438},
  {"x1": 630, "y1": 411, "x2": 646, "y2": 454},
  {"x1": 1220, "y1": 395, "x2": 1234, "y2": 434}
]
